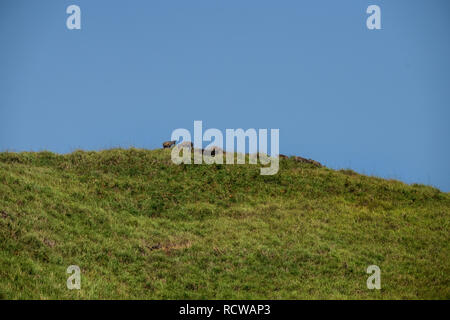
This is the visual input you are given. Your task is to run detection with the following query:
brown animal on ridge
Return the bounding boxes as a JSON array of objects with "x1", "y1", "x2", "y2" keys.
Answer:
[
  {"x1": 162, "y1": 140, "x2": 176, "y2": 149},
  {"x1": 178, "y1": 141, "x2": 194, "y2": 150}
]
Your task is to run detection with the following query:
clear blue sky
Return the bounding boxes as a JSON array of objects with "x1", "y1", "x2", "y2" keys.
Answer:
[{"x1": 1, "y1": 0, "x2": 449, "y2": 191}]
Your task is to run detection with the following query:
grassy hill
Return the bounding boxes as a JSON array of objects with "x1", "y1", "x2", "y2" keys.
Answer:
[{"x1": 0, "y1": 148, "x2": 448, "y2": 299}]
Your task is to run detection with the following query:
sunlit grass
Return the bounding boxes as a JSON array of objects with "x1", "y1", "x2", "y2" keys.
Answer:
[{"x1": 0, "y1": 148, "x2": 448, "y2": 299}]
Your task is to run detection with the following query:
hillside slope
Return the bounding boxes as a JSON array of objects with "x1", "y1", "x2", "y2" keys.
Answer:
[{"x1": 0, "y1": 148, "x2": 449, "y2": 299}]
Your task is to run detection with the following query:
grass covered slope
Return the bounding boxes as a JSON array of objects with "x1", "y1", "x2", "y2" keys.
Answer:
[{"x1": 0, "y1": 148, "x2": 449, "y2": 299}]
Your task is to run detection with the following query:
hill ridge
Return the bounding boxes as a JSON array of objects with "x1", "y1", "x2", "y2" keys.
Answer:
[{"x1": 0, "y1": 148, "x2": 448, "y2": 299}]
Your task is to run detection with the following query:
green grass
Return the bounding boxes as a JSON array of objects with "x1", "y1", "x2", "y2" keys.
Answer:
[{"x1": 0, "y1": 148, "x2": 448, "y2": 299}]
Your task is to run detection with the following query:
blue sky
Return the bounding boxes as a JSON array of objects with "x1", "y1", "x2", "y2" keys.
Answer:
[{"x1": 1, "y1": 0, "x2": 449, "y2": 191}]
